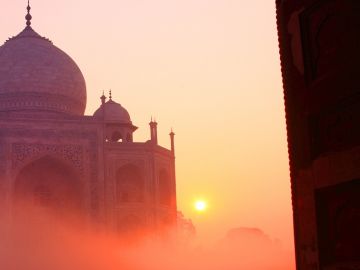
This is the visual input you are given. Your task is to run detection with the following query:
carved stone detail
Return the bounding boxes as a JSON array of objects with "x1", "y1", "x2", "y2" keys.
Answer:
[
  {"x1": 0, "y1": 92, "x2": 85, "y2": 116},
  {"x1": 1, "y1": 128, "x2": 100, "y2": 218},
  {"x1": 12, "y1": 143, "x2": 84, "y2": 173}
]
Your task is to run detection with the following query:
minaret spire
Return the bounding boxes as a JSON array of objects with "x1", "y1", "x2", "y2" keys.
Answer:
[
  {"x1": 25, "y1": 0, "x2": 32, "y2": 27},
  {"x1": 149, "y1": 118, "x2": 158, "y2": 145},
  {"x1": 169, "y1": 128, "x2": 175, "y2": 156},
  {"x1": 100, "y1": 91, "x2": 106, "y2": 105}
]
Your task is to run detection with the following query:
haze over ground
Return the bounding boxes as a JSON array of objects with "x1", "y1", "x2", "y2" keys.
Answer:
[
  {"x1": 0, "y1": 206, "x2": 294, "y2": 269},
  {"x1": 0, "y1": 0, "x2": 293, "y2": 262}
]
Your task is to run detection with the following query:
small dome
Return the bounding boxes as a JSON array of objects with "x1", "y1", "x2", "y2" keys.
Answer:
[
  {"x1": 0, "y1": 26, "x2": 87, "y2": 115},
  {"x1": 93, "y1": 99, "x2": 131, "y2": 123}
]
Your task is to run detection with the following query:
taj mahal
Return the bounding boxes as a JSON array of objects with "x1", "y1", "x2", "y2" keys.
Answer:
[{"x1": 0, "y1": 3, "x2": 177, "y2": 234}]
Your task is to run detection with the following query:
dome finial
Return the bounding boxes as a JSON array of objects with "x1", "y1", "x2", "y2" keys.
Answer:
[
  {"x1": 109, "y1": 89, "x2": 112, "y2": 100},
  {"x1": 25, "y1": 0, "x2": 32, "y2": 27}
]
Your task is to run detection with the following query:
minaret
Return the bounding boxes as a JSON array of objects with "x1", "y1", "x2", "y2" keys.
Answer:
[
  {"x1": 100, "y1": 91, "x2": 106, "y2": 105},
  {"x1": 169, "y1": 128, "x2": 175, "y2": 156},
  {"x1": 149, "y1": 118, "x2": 158, "y2": 145}
]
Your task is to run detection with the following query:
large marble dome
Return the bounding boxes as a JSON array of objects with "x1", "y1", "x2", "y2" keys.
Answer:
[{"x1": 0, "y1": 25, "x2": 87, "y2": 115}]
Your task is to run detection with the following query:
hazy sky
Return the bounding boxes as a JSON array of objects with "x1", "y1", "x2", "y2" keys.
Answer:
[{"x1": 1, "y1": 0, "x2": 293, "y2": 250}]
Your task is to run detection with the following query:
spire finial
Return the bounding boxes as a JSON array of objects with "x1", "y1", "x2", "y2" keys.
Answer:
[
  {"x1": 25, "y1": 0, "x2": 32, "y2": 27},
  {"x1": 100, "y1": 90, "x2": 106, "y2": 105},
  {"x1": 109, "y1": 90, "x2": 112, "y2": 100}
]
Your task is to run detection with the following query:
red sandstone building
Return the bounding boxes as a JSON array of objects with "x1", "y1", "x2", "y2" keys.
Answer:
[
  {"x1": 0, "y1": 4, "x2": 177, "y2": 234},
  {"x1": 276, "y1": 1, "x2": 360, "y2": 269}
]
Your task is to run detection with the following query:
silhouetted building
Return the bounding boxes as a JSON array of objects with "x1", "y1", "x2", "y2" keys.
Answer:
[
  {"x1": 0, "y1": 4, "x2": 177, "y2": 235},
  {"x1": 276, "y1": 1, "x2": 360, "y2": 269}
]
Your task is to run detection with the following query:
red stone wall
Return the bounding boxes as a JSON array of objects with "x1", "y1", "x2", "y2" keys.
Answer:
[{"x1": 276, "y1": 1, "x2": 360, "y2": 269}]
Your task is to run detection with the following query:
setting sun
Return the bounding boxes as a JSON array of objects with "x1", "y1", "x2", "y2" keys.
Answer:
[{"x1": 194, "y1": 200, "x2": 207, "y2": 212}]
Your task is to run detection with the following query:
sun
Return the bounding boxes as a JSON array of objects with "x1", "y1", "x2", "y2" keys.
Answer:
[{"x1": 194, "y1": 200, "x2": 207, "y2": 212}]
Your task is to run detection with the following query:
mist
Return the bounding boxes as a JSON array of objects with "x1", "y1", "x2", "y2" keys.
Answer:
[{"x1": 0, "y1": 204, "x2": 295, "y2": 270}]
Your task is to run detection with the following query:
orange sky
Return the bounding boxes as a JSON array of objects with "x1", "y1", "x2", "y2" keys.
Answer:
[{"x1": 1, "y1": 0, "x2": 293, "y2": 250}]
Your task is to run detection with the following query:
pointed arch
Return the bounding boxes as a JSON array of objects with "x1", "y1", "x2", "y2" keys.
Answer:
[
  {"x1": 116, "y1": 164, "x2": 144, "y2": 203},
  {"x1": 13, "y1": 155, "x2": 83, "y2": 218}
]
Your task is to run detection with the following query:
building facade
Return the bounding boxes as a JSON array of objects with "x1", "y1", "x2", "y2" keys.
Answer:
[
  {"x1": 276, "y1": 0, "x2": 360, "y2": 269},
  {"x1": 0, "y1": 5, "x2": 177, "y2": 235}
]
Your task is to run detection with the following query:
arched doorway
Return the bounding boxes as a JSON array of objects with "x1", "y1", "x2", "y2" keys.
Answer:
[
  {"x1": 13, "y1": 156, "x2": 83, "y2": 221},
  {"x1": 116, "y1": 164, "x2": 144, "y2": 204}
]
